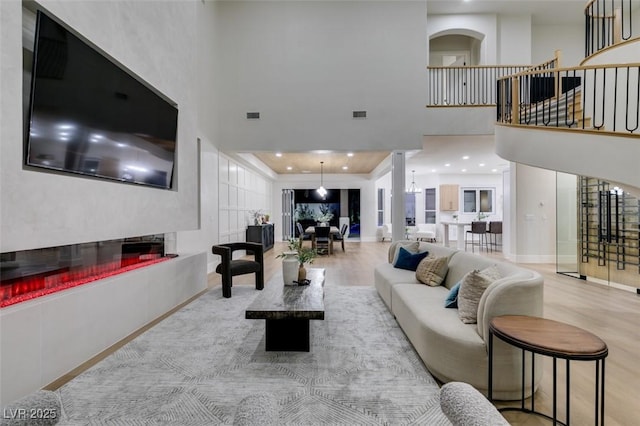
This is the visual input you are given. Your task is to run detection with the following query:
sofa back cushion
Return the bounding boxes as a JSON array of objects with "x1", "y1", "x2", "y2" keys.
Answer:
[
  {"x1": 388, "y1": 240, "x2": 421, "y2": 263},
  {"x1": 443, "y1": 250, "x2": 496, "y2": 289}
]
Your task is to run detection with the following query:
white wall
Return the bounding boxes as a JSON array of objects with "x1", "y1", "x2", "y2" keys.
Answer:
[
  {"x1": 513, "y1": 164, "x2": 557, "y2": 263},
  {"x1": 1, "y1": 1, "x2": 200, "y2": 253},
  {"x1": 532, "y1": 23, "x2": 584, "y2": 66},
  {"x1": 211, "y1": 1, "x2": 427, "y2": 153},
  {"x1": 498, "y1": 15, "x2": 532, "y2": 64},
  {"x1": 427, "y1": 14, "x2": 498, "y2": 64}
]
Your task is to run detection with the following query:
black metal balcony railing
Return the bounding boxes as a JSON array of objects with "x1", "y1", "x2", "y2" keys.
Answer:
[
  {"x1": 497, "y1": 64, "x2": 640, "y2": 135},
  {"x1": 585, "y1": 0, "x2": 634, "y2": 57},
  {"x1": 427, "y1": 66, "x2": 530, "y2": 106},
  {"x1": 427, "y1": 54, "x2": 561, "y2": 107}
]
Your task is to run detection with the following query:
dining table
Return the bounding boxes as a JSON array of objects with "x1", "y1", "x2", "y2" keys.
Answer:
[
  {"x1": 304, "y1": 226, "x2": 340, "y2": 236},
  {"x1": 440, "y1": 221, "x2": 472, "y2": 250}
]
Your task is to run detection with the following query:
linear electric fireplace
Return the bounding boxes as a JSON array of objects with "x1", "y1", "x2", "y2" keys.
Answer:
[{"x1": 0, "y1": 234, "x2": 170, "y2": 308}]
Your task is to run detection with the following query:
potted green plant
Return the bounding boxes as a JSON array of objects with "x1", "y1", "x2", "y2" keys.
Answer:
[{"x1": 277, "y1": 239, "x2": 317, "y2": 284}]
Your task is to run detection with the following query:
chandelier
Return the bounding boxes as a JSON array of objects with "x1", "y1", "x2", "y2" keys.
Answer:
[
  {"x1": 406, "y1": 170, "x2": 422, "y2": 194},
  {"x1": 316, "y1": 161, "x2": 327, "y2": 198}
]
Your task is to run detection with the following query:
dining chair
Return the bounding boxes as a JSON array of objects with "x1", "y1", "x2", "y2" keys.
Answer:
[
  {"x1": 314, "y1": 226, "x2": 332, "y2": 255},
  {"x1": 332, "y1": 223, "x2": 348, "y2": 251},
  {"x1": 296, "y1": 222, "x2": 312, "y2": 247},
  {"x1": 465, "y1": 221, "x2": 487, "y2": 253}
]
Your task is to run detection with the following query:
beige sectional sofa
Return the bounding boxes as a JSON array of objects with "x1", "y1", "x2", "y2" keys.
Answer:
[{"x1": 374, "y1": 241, "x2": 544, "y2": 400}]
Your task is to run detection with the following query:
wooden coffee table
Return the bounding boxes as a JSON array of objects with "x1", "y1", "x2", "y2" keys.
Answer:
[
  {"x1": 489, "y1": 315, "x2": 608, "y2": 426},
  {"x1": 245, "y1": 268, "x2": 325, "y2": 351}
]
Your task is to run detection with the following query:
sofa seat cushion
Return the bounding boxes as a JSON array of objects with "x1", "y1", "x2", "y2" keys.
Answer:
[
  {"x1": 374, "y1": 262, "x2": 421, "y2": 310},
  {"x1": 390, "y1": 284, "x2": 489, "y2": 390}
]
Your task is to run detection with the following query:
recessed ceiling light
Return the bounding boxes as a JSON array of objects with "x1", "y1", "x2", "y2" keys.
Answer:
[
  {"x1": 342, "y1": 166, "x2": 348, "y2": 170},
  {"x1": 479, "y1": 163, "x2": 485, "y2": 167},
  {"x1": 347, "y1": 152, "x2": 354, "y2": 157},
  {"x1": 492, "y1": 168, "x2": 498, "y2": 172},
  {"x1": 462, "y1": 156, "x2": 469, "y2": 160},
  {"x1": 431, "y1": 169, "x2": 437, "y2": 173},
  {"x1": 462, "y1": 169, "x2": 467, "y2": 172},
  {"x1": 286, "y1": 166, "x2": 292, "y2": 170},
  {"x1": 275, "y1": 152, "x2": 282, "y2": 157},
  {"x1": 445, "y1": 163, "x2": 451, "y2": 167}
]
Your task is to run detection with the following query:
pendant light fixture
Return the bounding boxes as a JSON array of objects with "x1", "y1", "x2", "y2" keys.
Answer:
[
  {"x1": 316, "y1": 161, "x2": 327, "y2": 198},
  {"x1": 406, "y1": 170, "x2": 422, "y2": 194}
]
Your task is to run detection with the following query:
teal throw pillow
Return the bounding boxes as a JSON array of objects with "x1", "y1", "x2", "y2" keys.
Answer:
[
  {"x1": 444, "y1": 281, "x2": 461, "y2": 308},
  {"x1": 393, "y1": 247, "x2": 429, "y2": 271}
]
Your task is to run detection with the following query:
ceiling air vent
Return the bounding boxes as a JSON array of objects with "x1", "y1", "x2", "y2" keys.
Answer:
[
  {"x1": 352, "y1": 110, "x2": 367, "y2": 119},
  {"x1": 246, "y1": 112, "x2": 260, "y2": 119}
]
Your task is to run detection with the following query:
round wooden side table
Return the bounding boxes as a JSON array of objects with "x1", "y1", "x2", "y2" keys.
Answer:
[{"x1": 488, "y1": 315, "x2": 608, "y2": 426}]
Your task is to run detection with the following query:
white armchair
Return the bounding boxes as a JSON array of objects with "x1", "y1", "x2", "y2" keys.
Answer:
[
  {"x1": 380, "y1": 223, "x2": 393, "y2": 241},
  {"x1": 410, "y1": 223, "x2": 436, "y2": 242}
]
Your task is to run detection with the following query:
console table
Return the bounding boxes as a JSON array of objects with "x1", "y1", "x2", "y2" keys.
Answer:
[
  {"x1": 245, "y1": 268, "x2": 325, "y2": 351},
  {"x1": 489, "y1": 315, "x2": 608, "y2": 426},
  {"x1": 246, "y1": 223, "x2": 274, "y2": 252}
]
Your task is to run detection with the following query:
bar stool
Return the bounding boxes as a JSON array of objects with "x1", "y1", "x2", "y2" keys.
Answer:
[
  {"x1": 465, "y1": 221, "x2": 487, "y2": 252},
  {"x1": 487, "y1": 221, "x2": 502, "y2": 252}
]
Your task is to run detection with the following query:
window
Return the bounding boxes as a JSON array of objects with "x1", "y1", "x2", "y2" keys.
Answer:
[
  {"x1": 377, "y1": 188, "x2": 385, "y2": 226},
  {"x1": 424, "y1": 188, "x2": 436, "y2": 224},
  {"x1": 462, "y1": 188, "x2": 494, "y2": 214},
  {"x1": 405, "y1": 192, "x2": 416, "y2": 226}
]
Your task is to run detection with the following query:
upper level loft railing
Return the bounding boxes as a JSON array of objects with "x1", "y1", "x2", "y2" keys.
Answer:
[
  {"x1": 427, "y1": 65, "x2": 530, "y2": 107},
  {"x1": 585, "y1": 0, "x2": 635, "y2": 57},
  {"x1": 496, "y1": 63, "x2": 640, "y2": 136},
  {"x1": 427, "y1": 53, "x2": 561, "y2": 107}
]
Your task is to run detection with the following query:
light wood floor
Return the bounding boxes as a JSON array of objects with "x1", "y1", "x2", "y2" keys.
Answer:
[
  {"x1": 208, "y1": 240, "x2": 640, "y2": 426},
  {"x1": 49, "y1": 240, "x2": 640, "y2": 425}
]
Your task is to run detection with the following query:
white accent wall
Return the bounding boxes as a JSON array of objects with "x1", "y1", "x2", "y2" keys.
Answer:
[
  {"x1": 218, "y1": 154, "x2": 273, "y2": 249},
  {"x1": 211, "y1": 1, "x2": 428, "y2": 153},
  {"x1": 1, "y1": 1, "x2": 200, "y2": 253}
]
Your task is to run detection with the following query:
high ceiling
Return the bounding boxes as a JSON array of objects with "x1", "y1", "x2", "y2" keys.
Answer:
[
  {"x1": 250, "y1": 135, "x2": 507, "y2": 177},
  {"x1": 252, "y1": 151, "x2": 390, "y2": 175},
  {"x1": 232, "y1": 0, "x2": 591, "y2": 177},
  {"x1": 427, "y1": 0, "x2": 588, "y2": 25}
]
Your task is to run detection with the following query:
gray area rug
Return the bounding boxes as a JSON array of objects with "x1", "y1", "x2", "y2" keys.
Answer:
[{"x1": 57, "y1": 283, "x2": 450, "y2": 425}]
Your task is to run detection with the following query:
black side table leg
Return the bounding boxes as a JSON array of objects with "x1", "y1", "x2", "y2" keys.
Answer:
[
  {"x1": 488, "y1": 331, "x2": 494, "y2": 402},
  {"x1": 566, "y1": 359, "x2": 571, "y2": 425}
]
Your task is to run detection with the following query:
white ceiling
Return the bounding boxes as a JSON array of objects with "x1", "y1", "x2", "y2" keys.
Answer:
[
  {"x1": 408, "y1": 135, "x2": 507, "y2": 175},
  {"x1": 427, "y1": 0, "x2": 588, "y2": 25}
]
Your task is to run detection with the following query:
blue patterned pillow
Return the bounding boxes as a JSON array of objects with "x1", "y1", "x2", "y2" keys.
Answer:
[
  {"x1": 444, "y1": 281, "x2": 461, "y2": 308},
  {"x1": 393, "y1": 247, "x2": 429, "y2": 271}
]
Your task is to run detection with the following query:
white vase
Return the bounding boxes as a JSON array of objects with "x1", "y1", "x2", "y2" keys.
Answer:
[{"x1": 282, "y1": 251, "x2": 299, "y2": 285}]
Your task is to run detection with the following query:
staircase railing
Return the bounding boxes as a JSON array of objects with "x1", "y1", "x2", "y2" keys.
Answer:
[
  {"x1": 497, "y1": 63, "x2": 640, "y2": 136},
  {"x1": 585, "y1": 0, "x2": 635, "y2": 57},
  {"x1": 427, "y1": 52, "x2": 562, "y2": 107},
  {"x1": 427, "y1": 65, "x2": 530, "y2": 107}
]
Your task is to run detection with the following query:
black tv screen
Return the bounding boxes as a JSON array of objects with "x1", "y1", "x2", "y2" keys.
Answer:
[{"x1": 25, "y1": 11, "x2": 178, "y2": 189}]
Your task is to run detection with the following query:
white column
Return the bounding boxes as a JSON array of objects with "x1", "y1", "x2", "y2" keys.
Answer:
[{"x1": 391, "y1": 151, "x2": 407, "y2": 241}]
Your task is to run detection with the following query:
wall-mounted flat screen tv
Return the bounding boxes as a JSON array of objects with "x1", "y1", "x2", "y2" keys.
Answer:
[{"x1": 25, "y1": 10, "x2": 178, "y2": 189}]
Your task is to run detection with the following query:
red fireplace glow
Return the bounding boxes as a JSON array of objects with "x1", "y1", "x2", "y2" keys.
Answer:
[{"x1": 1, "y1": 235, "x2": 171, "y2": 308}]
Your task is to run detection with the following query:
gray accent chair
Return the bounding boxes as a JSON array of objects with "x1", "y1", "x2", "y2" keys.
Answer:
[{"x1": 440, "y1": 382, "x2": 509, "y2": 426}]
